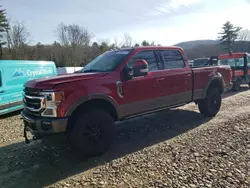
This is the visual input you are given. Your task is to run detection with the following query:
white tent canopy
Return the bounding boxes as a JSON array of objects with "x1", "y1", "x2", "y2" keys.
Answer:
[{"x1": 57, "y1": 67, "x2": 83, "y2": 75}]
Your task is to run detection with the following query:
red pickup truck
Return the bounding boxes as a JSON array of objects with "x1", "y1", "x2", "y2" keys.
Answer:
[{"x1": 21, "y1": 46, "x2": 232, "y2": 157}]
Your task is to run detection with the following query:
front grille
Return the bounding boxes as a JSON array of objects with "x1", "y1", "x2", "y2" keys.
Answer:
[
  {"x1": 24, "y1": 97, "x2": 41, "y2": 109},
  {"x1": 23, "y1": 87, "x2": 44, "y2": 115},
  {"x1": 24, "y1": 87, "x2": 40, "y2": 96}
]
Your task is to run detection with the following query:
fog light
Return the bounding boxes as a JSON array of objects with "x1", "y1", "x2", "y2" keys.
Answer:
[{"x1": 41, "y1": 109, "x2": 57, "y2": 117}]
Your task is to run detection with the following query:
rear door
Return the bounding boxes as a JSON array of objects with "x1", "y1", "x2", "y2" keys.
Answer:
[{"x1": 158, "y1": 49, "x2": 193, "y2": 106}]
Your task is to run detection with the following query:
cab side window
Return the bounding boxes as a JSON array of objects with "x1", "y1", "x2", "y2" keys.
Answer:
[
  {"x1": 160, "y1": 50, "x2": 185, "y2": 69},
  {"x1": 128, "y1": 50, "x2": 160, "y2": 72}
]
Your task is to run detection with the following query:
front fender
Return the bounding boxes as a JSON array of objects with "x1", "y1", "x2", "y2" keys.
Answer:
[{"x1": 65, "y1": 94, "x2": 119, "y2": 117}]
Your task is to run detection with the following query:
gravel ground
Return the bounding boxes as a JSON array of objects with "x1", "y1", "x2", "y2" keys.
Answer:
[{"x1": 0, "y1": 88, "x2": 250, "y2": 188}]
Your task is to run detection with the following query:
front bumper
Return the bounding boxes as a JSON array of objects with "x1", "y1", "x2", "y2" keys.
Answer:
[{"x1": 21, "y1": 110, "x2": 68, "y2": 136}]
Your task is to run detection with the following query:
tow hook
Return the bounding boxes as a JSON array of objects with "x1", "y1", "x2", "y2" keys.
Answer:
[
  {"x1": 33, "y1": 135, "x2": 42, "y2": 141},
  {"x1": 23, "y1": 124, "x2": 30, "y2": 144}
]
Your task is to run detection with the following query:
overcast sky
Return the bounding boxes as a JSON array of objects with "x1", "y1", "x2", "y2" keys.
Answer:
[{"x1": 2, "y1": 0, "x2": 250, "y2": 45}]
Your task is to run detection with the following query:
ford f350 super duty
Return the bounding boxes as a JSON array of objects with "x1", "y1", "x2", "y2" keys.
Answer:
[{"x1": 21, "y1": 46, "x2": 232, "y2": 157}]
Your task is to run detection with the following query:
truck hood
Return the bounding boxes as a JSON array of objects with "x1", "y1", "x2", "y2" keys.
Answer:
[{"x1": 25, "y1": 72, "x2": 107, "y2": 89}]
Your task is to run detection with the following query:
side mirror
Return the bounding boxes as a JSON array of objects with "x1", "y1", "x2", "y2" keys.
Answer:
[{"x1": 133, "y1": 59, "x2": 148, "y2": 77}]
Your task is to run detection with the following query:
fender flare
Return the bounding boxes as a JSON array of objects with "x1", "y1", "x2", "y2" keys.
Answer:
[
  {"x1": 203, "y1": 74, "x2": 225, "y2": 98},
  {"x1": 65, "y1": 94, "x2": 119, "y2": 117}
]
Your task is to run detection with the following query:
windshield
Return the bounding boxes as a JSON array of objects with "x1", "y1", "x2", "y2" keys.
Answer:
[
  {"x1": 218, "y1": 58, "x2": 244, "y2": 67},
  {"x1": 80, "y1": 49, "x2": 133, "y2": 73}
]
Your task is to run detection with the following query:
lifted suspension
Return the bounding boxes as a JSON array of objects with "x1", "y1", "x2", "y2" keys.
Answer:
[
  {"x1": 33, "y1": 135, "x2": 42, "y2": 140},
  {"x1": 23, "y1": 125, "x2": 42, "y2": 143},
  {"x1": 23, "y1": 124, "x2": 30, "y2": 144}
]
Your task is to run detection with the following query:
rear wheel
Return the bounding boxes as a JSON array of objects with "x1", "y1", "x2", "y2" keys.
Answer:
[
  {"x1": 67, "y1": 109, "x2": 115, "y2": 157},
  {"x1": 198, "y1": 88, "x2": 221, "y2": 117}
]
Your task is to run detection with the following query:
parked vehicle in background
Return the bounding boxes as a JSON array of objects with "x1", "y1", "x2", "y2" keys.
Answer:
[
  {"x1": 0, "y1": 60, "x2": 57, "y2": 116},
  {"x1": 193, "y1": 57, "x2": 210, "y2": 67},
  {"x1": 218, "y1": 52, "x2": 250, "y2": 91},
  {"x1": 188, "y1": 60, "x2": 194, "y2": 67},
  {"x1": 207, "y1": 56, "x2": 219, "y2": 66},
  {"x1": 21, "y1": 46, "x2": 232, "y2": 157}
]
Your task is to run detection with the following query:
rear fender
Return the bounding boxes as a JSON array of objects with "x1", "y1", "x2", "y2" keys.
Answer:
[{"x1": 203, "y1": 73, "x2": 224, "y2": 98}]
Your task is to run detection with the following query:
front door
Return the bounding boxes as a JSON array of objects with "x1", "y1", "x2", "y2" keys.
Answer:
[{"x1": 119, "y1": 50, "x2": 164, "y2": 117}]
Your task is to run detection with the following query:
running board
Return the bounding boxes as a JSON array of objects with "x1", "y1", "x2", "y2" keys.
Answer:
[{"x1": 123, "y1": 102, "x2": 189, "y2": 120}]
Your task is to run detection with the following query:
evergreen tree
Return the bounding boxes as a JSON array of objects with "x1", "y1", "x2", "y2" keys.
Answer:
[
  {"x1": 141, "y1": 40, "x2": 150, "y2": 46},
  {"x1": 0, "y1": 6, "x2": 9, "y2": 59},
  {"x1": 218, "y1": 21, "x2": 242, "y2": 52},
  {"x1": 134, "y1": 43, "x2": 140, "y2": 47}
]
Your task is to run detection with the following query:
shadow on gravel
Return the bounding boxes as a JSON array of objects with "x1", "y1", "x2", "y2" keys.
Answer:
[
  {"x1": 0, "y1": 110, "x2": 22, "y2": 119},
  {"x1": 222, "y1": 86, "x2": 249, "y2": 99},
  {"x1": 0, "y1": 108, "x2": 211, "y2": 188}
]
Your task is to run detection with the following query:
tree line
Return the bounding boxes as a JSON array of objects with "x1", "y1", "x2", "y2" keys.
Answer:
[{"x1": 0, "y1": 6, "x2": 250, "y2": 67}]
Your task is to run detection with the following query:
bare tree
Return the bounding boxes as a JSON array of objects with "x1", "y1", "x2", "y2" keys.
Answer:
[
  {"x1": 6, "y1": 21, "x2": 31, "y2": 59},
  {"x1": 238, "y1": 29, "x2": 250, "y2": 41},
  {"x1": 122, "y1": 33, "x2": 133, "y2": 47},
  {"x1": 55, "y1": 23, "x2": 94, "y2": 66},
  {"x1": 56, "y1": 23, "x2": 93, "y2": 47},
  {"x1": 6, "y1": 21, "x2": 30, "y2": 48},
  {"x1": 113, "y1": 37, "x2": 121, "y2": 48}
]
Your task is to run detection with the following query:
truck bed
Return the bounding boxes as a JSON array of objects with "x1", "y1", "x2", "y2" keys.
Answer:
[{"x1": 191, "y1": 65, "x2": 232, "y2": 100}]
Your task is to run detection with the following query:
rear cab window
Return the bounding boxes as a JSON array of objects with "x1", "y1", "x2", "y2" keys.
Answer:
[{"x1": 158, "y1": 49, "x2": 185, "y2": 69}]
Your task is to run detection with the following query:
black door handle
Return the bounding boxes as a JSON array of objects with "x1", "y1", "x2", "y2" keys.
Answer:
[{"x1": 0, "y1": 90, "x2": 5, "y2": 93}]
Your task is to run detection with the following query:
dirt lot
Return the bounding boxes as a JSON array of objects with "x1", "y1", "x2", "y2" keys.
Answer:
[{"x1": 0, "y1": 88, "x2": 250, "y2": 188}]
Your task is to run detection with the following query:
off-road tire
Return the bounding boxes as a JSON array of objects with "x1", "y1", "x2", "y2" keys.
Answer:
[
  {"x1": 198, "y1": 88, "x2": 222, "y2": 117},
  {"x1": 67, "y1": 109, "x2": 115, "y2": 157}
]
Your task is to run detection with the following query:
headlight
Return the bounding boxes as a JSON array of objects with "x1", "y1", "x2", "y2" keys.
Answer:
[
  {"x1": 40, "y1": 91, "x2": 64, "y2": 117},
  {"x1": 41, "y1": 91, "x2": 64, "y2": 103}
]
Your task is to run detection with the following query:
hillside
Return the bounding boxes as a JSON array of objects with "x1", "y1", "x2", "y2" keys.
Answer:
[
  {"x1": 174, "y1": 40, "x2": 219, "y2": 49},
  {"x1": 174, "y1": 40, "x2": 250, "y2": 60}
]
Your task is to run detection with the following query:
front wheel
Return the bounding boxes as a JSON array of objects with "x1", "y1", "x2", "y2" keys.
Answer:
[
  {"x1": 67, "y1": 109, "x2": 115, "y2": 157},
  {"x1": 198, "y1": 88, "x2": 222, "y2": 117}
]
